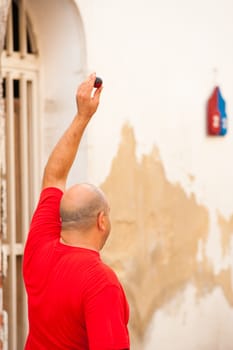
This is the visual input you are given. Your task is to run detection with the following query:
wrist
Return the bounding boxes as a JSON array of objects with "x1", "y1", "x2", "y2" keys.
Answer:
[{"x1": 75, "y1": 113, "x2": 91, "y2": 126}]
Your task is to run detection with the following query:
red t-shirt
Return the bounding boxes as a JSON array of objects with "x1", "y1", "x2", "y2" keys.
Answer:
[{"x1": 23, "y1": 187, "x2": 130, "y2": 350}]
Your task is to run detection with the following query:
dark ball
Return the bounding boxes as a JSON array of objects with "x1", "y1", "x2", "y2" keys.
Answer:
[{"x1": 94, "y1": 77, "x2": 103, "y2": 88}]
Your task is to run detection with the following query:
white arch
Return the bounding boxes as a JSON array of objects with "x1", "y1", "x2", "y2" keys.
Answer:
[{"x1": 25, "y1": 0, "x2": 88, "y2": 184}]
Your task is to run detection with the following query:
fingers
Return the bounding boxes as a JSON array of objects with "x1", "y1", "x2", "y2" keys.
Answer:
[
  {"x1": 78, "y1": 73, "x2": 103, "y2": 102},
  {"x1": 87, "y1": 72, "x2": 96, "y2": 89},
  {"x1": 77, "y1": 73, "x2": 96, "y2": 95},
  {"x1": 78, "y1": 73, "x2": 103, "y2": 94},
  {"x1": 93, "y1": 85, "x2": 103, "y2": 101},
  {"x1": 75, "y1": 73, "x2": 103, "y2": 119}
]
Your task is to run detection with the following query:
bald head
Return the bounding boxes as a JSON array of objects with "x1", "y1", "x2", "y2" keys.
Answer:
[{"x1": 60, "y1": 183, "x2": 109, "y2": 232}]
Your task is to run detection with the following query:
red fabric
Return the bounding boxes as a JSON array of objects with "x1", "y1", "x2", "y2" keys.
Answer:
[{"x1": 23, "y1": 187, "x2": 130, "y2": 350}]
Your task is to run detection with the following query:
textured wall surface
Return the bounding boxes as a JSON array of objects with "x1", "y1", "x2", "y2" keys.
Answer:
[
  {"x1": 72, "y1": 1, "x2": 233, "y2": 348},
  {"x1": 101, "y1": 125, "x2": 233, "y2": 349}
]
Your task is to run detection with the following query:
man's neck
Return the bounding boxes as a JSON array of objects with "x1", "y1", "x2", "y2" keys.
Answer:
[{"x1": 60, "y1": 233, "x2": 99, "y2": 252}]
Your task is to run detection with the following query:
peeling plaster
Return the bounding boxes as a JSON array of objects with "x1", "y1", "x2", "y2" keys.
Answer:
[
  {"x1": 218, "y1": 213, "x2": 233, "y2": 257},
  {"x1": 101, "y1": 124, "x2": 233, "y2": 348}
]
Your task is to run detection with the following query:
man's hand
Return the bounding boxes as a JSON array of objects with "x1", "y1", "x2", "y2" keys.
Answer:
[
  {"x1": 76, "y1": 73, "x2": 103, "y2": 123},
  {"x1": 42, "y1": 74, "x2": 103, "y2": 191}
]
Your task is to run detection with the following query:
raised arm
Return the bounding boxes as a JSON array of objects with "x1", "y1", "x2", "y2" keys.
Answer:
[{"x1": 42, "y1": 73, "x2": 103, "y2": 191}]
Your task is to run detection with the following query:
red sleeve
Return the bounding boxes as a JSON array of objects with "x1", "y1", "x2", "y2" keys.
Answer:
[
  {"x1": 24, "y1": 187, "x2": 63, "y2": 255},
  {"x1": 85, "y1": 285, "x2": 130, "y2": 350},
  {"x1": 23, "y1": 187, "x2": 63, "y2": 292}
]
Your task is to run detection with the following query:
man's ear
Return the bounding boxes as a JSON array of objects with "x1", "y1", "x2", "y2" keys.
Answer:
[{"x1": 97, "y1": 211, "x2": 106, "y2": 231}]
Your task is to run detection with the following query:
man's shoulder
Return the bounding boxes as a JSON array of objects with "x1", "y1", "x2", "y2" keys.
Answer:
[
  {"x1": 68, "y1": 250, "x2": 122, "y2": 292},
  {"x1": 92, "y1": 258, "x2": 121, "y2": 287},
  {"x1": 32, "y1": 186, "x2": 63, "y2": 218}
]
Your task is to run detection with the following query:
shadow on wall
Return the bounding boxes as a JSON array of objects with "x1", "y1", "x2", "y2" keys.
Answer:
[{"x1": 101, "y1": 123, "x2": 233, "y2": 349}]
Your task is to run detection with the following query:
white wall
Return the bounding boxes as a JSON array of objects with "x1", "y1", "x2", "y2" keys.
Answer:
[
  {"x1": 77, "y1": 0, "x2": 233, "y2": 210},
  {"x1": 145, "y1": 285, "x2": 233, "y2": 350},
  {"x1": 75, "y1": 0, "x2": 233, "y2": 349}
]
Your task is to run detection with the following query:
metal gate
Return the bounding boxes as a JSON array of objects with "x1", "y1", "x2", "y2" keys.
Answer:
[{"x1": 1, "y1": 1, "x2": 40, "y2": 348}]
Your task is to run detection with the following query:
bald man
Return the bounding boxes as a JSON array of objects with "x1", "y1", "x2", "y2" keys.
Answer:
[{"x1": 23, "y1": 74, "x2": 130, "y2": 350}]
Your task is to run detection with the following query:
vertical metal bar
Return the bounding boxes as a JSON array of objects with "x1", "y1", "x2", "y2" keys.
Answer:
[
  {"x1": 26, "y1": 80, "x2": 33, "y2": 216},
  {"x1": 6, "y1": 3, "x2": 13, "y2": 56},
  {"x1": 6, "y1": 73, "x2": 17, "y2": 350},
  {"x1": 30, "y1": 76, "x2": 40, "y2": 211},
  {"x1": 20, "y1": 75, "x2": 29, "y2": 344},
  {"x1": 20, "y1": 75, "x2": 29, "y2": 240},
  {"x1": 19, "y1": 0, "x2": 27, "y2": 58}
]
